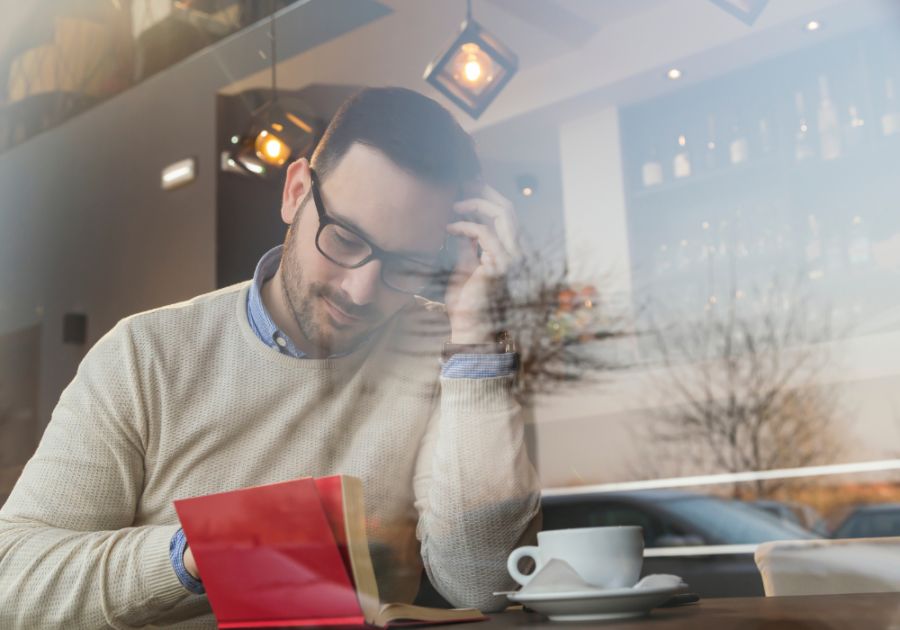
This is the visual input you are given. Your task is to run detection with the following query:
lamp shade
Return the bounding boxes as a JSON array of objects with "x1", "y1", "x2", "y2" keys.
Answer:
[
  {"x1": 424, "y1": 18, "x2": 518, "y2": 120},
  {"x1": 234, "y1": 97, "x2": 317, "y2": 181}
]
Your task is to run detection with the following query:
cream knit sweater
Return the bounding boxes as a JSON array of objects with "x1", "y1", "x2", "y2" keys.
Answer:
[{"x1": 0, "y1": 283, "x2": 541, "y2": 630}]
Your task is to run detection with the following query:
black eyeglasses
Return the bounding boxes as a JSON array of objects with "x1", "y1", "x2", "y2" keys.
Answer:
[{"x1": 309, "y1": 168, "x2": 445, "y2": 295}]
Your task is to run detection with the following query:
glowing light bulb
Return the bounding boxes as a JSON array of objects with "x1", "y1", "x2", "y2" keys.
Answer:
[
  {"x1": 452, "y1": 43, "x2": 493, "y2": 93},
  {"x1": 254, "y1": 129, "x2": 291, "y2": 165},
  {"x1": 465, "y1": 60, "x2": 482, "y2": 82}
]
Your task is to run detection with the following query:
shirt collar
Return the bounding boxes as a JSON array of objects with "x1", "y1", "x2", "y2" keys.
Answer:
[{"x1": 246, "y1": 245, "x2": 368, "y2": 359}]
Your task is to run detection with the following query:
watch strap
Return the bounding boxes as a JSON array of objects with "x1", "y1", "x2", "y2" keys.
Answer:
[{"x1": 442, "y1": 331, "x2": 515, "y2": 362}]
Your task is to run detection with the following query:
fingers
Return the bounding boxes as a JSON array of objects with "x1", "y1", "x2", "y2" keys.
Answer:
[
  {"x1": 454, "y1": 198, "x2": 522, "y2": 262},
  {"x1": 461, "y1": 181, "x2": 511, "y2": 210},
  {"x1": 453, "y1": 234, "x2": 479, "y2": 276},
  {"x1": 446, "y1": 221, "x2": 510, "y2": 275}
]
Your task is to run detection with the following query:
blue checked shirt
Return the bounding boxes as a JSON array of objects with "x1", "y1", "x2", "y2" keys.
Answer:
[{"x1": 170, "y1": 245, "x2": 516, "y2": 593}]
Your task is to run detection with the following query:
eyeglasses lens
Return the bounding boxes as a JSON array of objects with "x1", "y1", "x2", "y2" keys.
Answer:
[
  {"x1": 318, "y1": 224, "x2": 371, "y2": 266},
  {"x1": 382, "y1": 259, "x2": 437, "y2": 294},
  {"x1": 316, "y1": 223, "x2": 439, "y2": 294}
]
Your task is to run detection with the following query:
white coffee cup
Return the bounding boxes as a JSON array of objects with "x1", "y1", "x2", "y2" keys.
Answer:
[{"x1": 507, "y1": 526, "x2": 644, "y2": 588}]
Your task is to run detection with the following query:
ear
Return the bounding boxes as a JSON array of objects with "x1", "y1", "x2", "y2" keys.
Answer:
[{"x1": 282, "y1": 158, "x2": 311, "y2": 225}]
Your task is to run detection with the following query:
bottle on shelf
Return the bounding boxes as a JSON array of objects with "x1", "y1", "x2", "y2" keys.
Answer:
[
  {"x1": 729, "y1": 118, "x2": 749, "y2": 165},
  {"x1": 642, "y1": 136, "x2": 663, "y2": 187},
  {"x1": 794, "y1": 91, "x2": 816, "y2": 163},
  {"x1": 842, "y1": 105, "x2": 866, "y2": 149},
  {"x1": 818, "y1": 75, "x2": 842, "y2": 161},
  {"x1": 654, "y1": 243, "x2": 672, "y2": 276},
  {"x1": 824, "y1": 234, "x2": 844, "y2": 272},
  {"x1": 705, "y1": 115, "x2": 718, "y2": 172},
  {"x1": 883, "y1": 78, "x2": 900, "y2": 137},
  {"x1": 848, "y1": 215, "x2": 870, "y2": 266},
  {"x1": 677, "y1": 238, "x2": 690, "y2": 272},
  {"x1": 806, "y1": 214, "x2": 824, "y2": 279},
  {"x1": 758, "y1": 118, "x2": 772, "y2": 156},
  {"x1": 673, "y1": 133, "x2": 691, "y2": 179}
]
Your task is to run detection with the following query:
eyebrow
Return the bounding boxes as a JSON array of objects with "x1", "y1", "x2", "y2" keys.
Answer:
[{"x1": 327, "y1": 207, "x2": 439, "y2": 262}]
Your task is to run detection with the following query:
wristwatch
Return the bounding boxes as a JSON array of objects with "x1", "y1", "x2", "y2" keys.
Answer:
[{"x1": 441, "y1": 330, "x2": 516, "y2": 362}]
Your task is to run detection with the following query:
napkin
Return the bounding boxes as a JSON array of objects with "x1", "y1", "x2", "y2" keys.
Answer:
[{"x1": 496, "y1": 559, "x2": 685, "y2": 596}]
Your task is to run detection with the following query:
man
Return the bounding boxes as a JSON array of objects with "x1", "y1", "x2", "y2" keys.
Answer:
[{"x1": 0, "y1": 87, "x2": 540, "y2": 629}]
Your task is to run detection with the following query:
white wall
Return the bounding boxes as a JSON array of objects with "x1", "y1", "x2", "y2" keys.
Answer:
[{"x1": 559, "y1": 106, "x2": 632, "y2": 296}]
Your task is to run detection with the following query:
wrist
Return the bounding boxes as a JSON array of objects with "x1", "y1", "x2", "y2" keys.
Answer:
[
  {"x1": 183, "y1": 546, "x2": 201, "y2": 580},
  {"x1": 443, "y1": 330, "x2": 515, "y2": 362},
  {"x1": 450, "y1": 331, "x2": 495, "y2": 344}
]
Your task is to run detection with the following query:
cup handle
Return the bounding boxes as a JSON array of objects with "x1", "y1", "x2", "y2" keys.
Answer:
[{"x1": 507, "y1": 546, "x2": 541, "y2": 586}]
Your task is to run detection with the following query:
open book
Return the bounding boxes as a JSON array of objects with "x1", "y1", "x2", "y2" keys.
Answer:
[{"x1": 174, "y1": 475, "x2": 487, "y2": 629}]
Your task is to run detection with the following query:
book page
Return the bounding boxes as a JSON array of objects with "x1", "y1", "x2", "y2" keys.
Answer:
[
  {"x1": 340, "y1": 475, "x2": 383, "y2": 624},
  {"x1": 375, "y1": 602, "x2": 485, "y2": 626}
]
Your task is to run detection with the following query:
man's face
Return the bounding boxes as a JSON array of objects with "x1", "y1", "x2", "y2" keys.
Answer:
[{"x1": 280, "y1": 144, "x2": 456, "y2": 355}]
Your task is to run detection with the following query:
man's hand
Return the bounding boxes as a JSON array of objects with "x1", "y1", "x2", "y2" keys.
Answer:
[
  {"x1": 444, "y1": 181, "x2": 523, "y2": 344},
  {"x1": 183, "y1": 545, "x2": 201, "y2": 581}
]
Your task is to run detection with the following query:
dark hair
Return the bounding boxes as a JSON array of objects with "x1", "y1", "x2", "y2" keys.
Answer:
[{"x1": 310, "y1": 87, "x2": 481, "y2": 189}]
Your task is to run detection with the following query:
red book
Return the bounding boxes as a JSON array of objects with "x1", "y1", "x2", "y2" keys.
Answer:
[{"x1": 174, "y1": 475, "x2": 486, "y2": 629}]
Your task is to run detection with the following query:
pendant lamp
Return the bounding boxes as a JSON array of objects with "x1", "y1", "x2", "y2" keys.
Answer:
[{"x1": 424, "y1": 0, "x2": 518, "y2": 120}]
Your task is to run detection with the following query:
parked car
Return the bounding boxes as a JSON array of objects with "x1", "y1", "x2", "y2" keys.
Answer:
[
  {"x1": 540, "y1": 489, "x2": 819, "y2": 598},
  {"x1": 413, "y1": 489, "x2": 818, "y2": 607},
  {"x1": 830, "y1": 503, "x2": 900, "y2": 539},
  {"x1": 748, "y1": 499, "x2": 823, "y2": 531}
]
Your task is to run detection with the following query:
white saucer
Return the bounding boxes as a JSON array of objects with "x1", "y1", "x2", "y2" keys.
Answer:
[{"x1": 507, "y1": 583, "x2": 685, "y2": 621}]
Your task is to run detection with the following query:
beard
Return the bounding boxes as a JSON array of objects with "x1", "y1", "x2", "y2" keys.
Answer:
[{"x1": 279, "y1": 194, "x2": 383, "y2": 356}]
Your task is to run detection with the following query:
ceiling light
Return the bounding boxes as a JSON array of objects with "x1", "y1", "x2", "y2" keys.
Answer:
[
  {"x1": 708, "y1": 0, "x2": 770, "y2": 26},
  {"x1": 806, "y1": 21, "x2": 820, "y2": 31},
  {"x1": 225, "y1": 5, "x2": 317, "y2": 181},
  {"x1": 424, "y1": 0, "x2": 518, "y2": 119},
  {"x1": 231, "y1": 98, "x2": 317, "y2": 180},
  {"x1": 516, "y1": 174, "x2": 537, "y2": 196},
  {"x1": 668, "y1": 69, "x2": 682, "y2": 79}
]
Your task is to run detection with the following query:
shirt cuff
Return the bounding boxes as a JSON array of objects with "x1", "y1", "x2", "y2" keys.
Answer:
[
  {"x1": 440, "y1": 353, "x2": 517, "y2": 379},
  {"x1": 170, "y1": 528, "x2": 206, "y2": 595}
]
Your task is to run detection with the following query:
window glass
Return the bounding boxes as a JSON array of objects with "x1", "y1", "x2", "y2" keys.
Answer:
[
  {"x1": 664, "y1": 498, "x2": 815, "y2": 544},
  {"x1": 834, "y1": 510, "x2": 900, "y2": 539},
  {"x1": 543, "y1": 501, "x2": 687, "y2": 547}
]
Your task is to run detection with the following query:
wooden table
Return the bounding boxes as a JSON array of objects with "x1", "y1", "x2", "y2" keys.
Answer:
[{"x1": 486, "y1": 593, "x2": 900, "y2": 629}]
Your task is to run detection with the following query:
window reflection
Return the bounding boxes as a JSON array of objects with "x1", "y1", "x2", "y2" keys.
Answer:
[{"x1": 3, "y1": 0, "x2": 900, "y2": 620}]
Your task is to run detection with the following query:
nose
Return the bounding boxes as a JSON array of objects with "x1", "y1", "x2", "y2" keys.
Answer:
[{"x1": 341, "y1": 259, "x2": 382, "y2": 306}]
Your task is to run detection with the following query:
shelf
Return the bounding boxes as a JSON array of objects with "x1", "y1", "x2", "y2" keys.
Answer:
[
  {"x1": 628, "y1": 155, "x2": 783, "y2": 203},
  {"x1": 627, "y1": 138, "x2": 900, "y2": 207}
]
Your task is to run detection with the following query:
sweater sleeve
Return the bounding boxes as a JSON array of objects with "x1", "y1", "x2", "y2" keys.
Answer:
[
  {"x1": 0, "y1": 321, "x2": 191, "y2": 630},
  {"x1": 412, "y1": 374, "x2": 542, "y2": 612}
]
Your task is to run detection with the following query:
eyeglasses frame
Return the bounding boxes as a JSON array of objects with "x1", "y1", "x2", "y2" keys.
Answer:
[{"x1": 308, "y1": 168, "x2": 446, "y2": 295}]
